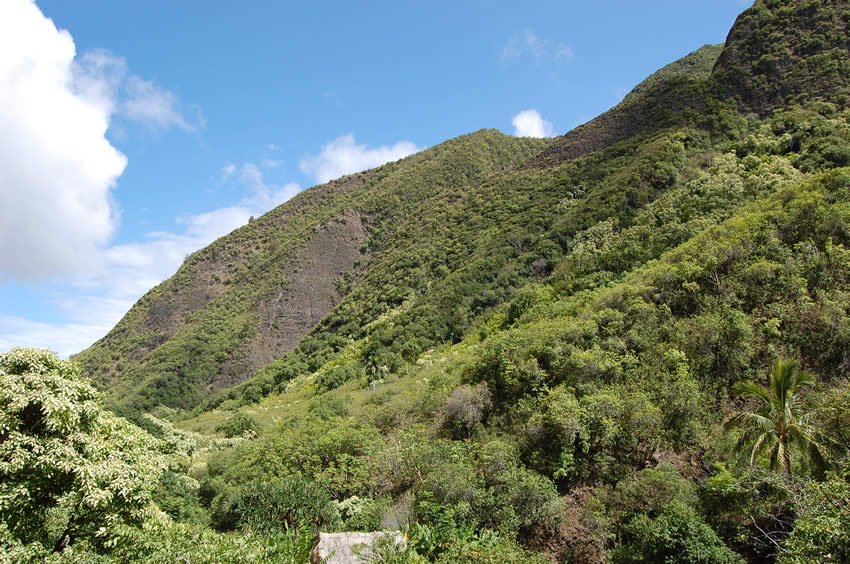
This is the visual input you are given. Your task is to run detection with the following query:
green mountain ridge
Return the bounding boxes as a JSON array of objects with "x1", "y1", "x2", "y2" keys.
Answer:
[{"x1": 77, "y1": 130, "x2": 549, "y2": 412}]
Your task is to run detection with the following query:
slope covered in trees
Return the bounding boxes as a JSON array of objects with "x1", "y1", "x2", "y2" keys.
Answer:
[{"x1": 4, "y1": 0, "x2": 850, "y2": 561}]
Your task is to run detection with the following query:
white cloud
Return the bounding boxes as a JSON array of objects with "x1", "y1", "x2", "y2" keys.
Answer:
[
  {"x1": 73, "y1": 48, "x2": 198, "y2": 131},
  {"x1": 0, "y1": 315, "x2": 112, "y2": 359},
  {"x1": 71, "y1": 48, "x2": 125, "y2": 113},
  {"x1": 0, "y1": 1, "x2": 292, "y2": 356},
  {"x1": 0, "y1": 0, "x2": 127, "y2": 280},
  {"x1": 236, "y1": 162, "x2": 300, "y2": 210},
  {"x1": 300, "y1": 134, "x2": 420, "y2": 184},
  {"x1": 0, "y1": 0, "x2": 199, "y2": 283},
  {"x1": 0, "y1": 163, "x2": 301, "y2": 357},
  {"x1": 512, "y1": 109, "x2": 555, "y2": 138},
  {"x1": 221, "y1": 162, "x2": 236, "y2": 179},
  {"x1": 123, "y1": 75, "x2": 193, "y2": 131},
  {"x1": 502, "y1": 30, "x2": 573, "y2": 61}
]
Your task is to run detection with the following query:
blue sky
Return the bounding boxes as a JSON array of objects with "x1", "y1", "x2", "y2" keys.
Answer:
[{"x1": 0, "y1": 0, "x2": 749, "y2": 356}]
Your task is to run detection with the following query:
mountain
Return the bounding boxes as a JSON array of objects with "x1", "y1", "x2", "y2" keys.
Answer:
[
  {"x1": 712, "y1": 0, "x2": 850, "y2": 113},
  {"x1": 13, "y1": 0, "x2": 850, "y2": 561},
  {"x1": 76, "y1": 132, "x2": 548, "y2": 412},
  {"x1": 78, "y1": 0, "x2": 850, "y2": 417}
]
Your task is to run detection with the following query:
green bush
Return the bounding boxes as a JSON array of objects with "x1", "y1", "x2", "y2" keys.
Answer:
[
  {"x1": 781, "y1": 464, "x2": 850, "y2": 563},
  {"x1": 334, "y1": 495, "x2": 389, "y2": 531},
  {"x1": 222, "y1": 477, "x2": 340, "y2": 533},
  {"x1": 152, "y1": 470, "x2": 208, "y2": 525},
  {"x1": 442, "y1": 383, "x2": 492, "y2": 439},
  {"x1": 215, "y1": 412, "x2": 259, "y2": 438},
  {"x1": 106, "y1": 520, "x2": 317, "y2": 563},
  {"x1": 316, "y1": 363, "x2": 361, "y2": 391},
  {"x1": 0, "y1": 349, "x2": 165, "y2": 553},
  {"x1": 700, "y1": 464, "x2": 794, "y2": 561},
  {"x1": 614, "y1": 501, "x2": 742, "y2": 563}
]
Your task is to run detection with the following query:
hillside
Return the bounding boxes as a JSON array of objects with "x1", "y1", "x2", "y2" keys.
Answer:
[
  {"x1": 77, "y1": 41, "x2": 744, "y2": 414},
  {"x1": 76, "y1": 131, "x2": 549, "y2": 412},
  {"x1": 10, "y1": 0, "x2": 847, "y2": 561}
]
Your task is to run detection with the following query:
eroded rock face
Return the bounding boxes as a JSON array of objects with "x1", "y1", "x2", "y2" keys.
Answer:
[
  {"x1": 214, "y1": 210, "x2": 368, "y2": 387},
  {"x1": 311, "y1": 531, "x2": 405, "y2": 563}
]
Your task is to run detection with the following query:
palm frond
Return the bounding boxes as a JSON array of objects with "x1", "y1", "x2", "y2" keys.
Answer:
[
  {"x1": 771, "y1": 359, "x2": 797, "y2": 413},
  {"x1": 727, "y1": 411, "x2": 773, "y2": 432},
  {"x1": 732, "y1": 380, "x2": 770, "y2": 405},
  {"x1": 749, "y1": 432, "x2": 770, "y2": 467},
  {"x1": 792, "y1": 369, "x2": 816, "y2": 390},
  {"x1": 727, "y1": 359, "x2": 824, "y2": 478}
]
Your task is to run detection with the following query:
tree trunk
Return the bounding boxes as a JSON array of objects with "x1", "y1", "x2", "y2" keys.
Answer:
[{"x1": 52, "y1": 525, "x2": 72, "y2": 553}]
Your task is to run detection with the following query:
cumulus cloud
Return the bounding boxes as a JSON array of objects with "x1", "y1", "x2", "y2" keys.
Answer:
[
  {"x1": 236, "y1": 162, "x2": 300, "y2": 210},
  {"x1": 512, "y1": 109, "x2": 555, "y2": 138},
  {"x1": 0, "y1": 1, "x2": 290, "y2": 355},
  {"x1": 0, "y1": 0, "x2": 127, "y2": 280},
  {"x1": 502, "y1": 30, "x2": 573, "y2": 61},
  {"x1": 0, "y1": 0, "x2": 199, "y2": 283},
  {"x1": 300, "y1": 134, "x2": 420, "y2": 184}
]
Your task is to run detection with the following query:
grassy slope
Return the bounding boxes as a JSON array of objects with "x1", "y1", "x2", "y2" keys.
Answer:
[{"x1": 185, "y1": 106, "x2": 850, "y2": 433}]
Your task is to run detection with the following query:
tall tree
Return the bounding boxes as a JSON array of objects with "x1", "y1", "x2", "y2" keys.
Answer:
[{"x1": 726, "y1": 359, "x2": 827, "y2": 476}]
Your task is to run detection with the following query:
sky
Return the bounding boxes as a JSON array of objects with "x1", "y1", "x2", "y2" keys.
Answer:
[{"x1": 0, "y1": 0, "x2": 750, "y2": 357}]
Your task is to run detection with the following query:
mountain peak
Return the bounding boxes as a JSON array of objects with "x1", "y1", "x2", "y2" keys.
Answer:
[{"x1": 711, "y1": 0, "x2": 850, "y2": 114}]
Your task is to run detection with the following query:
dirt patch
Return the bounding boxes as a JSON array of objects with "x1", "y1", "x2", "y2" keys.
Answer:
[
  {"x1": 123, "y1": 174, "x2": 374, "y2": 376},
  {"x1": 213, "y1": 210, "x2": 368, "y2": 387}
]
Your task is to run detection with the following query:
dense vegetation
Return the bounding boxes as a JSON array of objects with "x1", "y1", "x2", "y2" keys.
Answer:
[{"x1": 3, "y1": 0, "x2": 849, "y2": 561}]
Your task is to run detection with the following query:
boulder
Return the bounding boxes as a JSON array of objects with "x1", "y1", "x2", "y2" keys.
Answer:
[{"x1": 311, "y1": 531, "x2": 406, "y2": 563}]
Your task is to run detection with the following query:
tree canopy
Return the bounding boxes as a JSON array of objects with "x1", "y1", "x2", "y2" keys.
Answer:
[{"x1": 0, "y1": 348, "x2": 165, "y2": 554}]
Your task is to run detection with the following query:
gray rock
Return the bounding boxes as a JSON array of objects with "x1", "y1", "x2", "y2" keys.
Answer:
[{"x1": 311, "y1": 531, "x2": 405, "y2": 563}]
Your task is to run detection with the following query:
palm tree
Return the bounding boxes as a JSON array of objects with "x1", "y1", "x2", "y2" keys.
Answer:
[{"x1": 725, "y1": 359, "x2": 827, "y2": 476}]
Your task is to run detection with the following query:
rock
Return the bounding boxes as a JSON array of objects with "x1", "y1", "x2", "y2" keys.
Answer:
[{"x1": 311, "y1": 531, "x2": 405, "y2": 563}]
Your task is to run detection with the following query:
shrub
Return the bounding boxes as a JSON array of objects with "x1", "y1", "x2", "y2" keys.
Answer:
[
  {"x1": 334, "y1": 496, "x2": 389, "y2": 531},
  {"x1": 699, "y1": 464, "x2": 794, "y2": 561},
  {"x1": 0, "y1": 349, "x2": 165, "y2": 552},
  {"x1": 215, "y1": 412, "x2": 259, "y2": 438},
  {"x1": 316, "y1": 364, "x2": 360, "y2": 391},
  {"x1": 107, "y1": 520, "x2": 317, "y2": 563},
  {"x1": 223, "y1": 477, "x2": 340, "y2": 533},
  {"x1": 614, "y1": 501, "x2": 743, "y2": 563},
  {"x1": 781, "y1": 465, "x2": 850, "y2": 563},
  {"x1": 152, "y1": 470, "x2": 208, "y2": 525},
  {"x1": 442, "y1": 383, "x2": 492, "y2": 438},
  {"x1": 605, "y1": 463, "x2": 698, "y2": 522}
]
